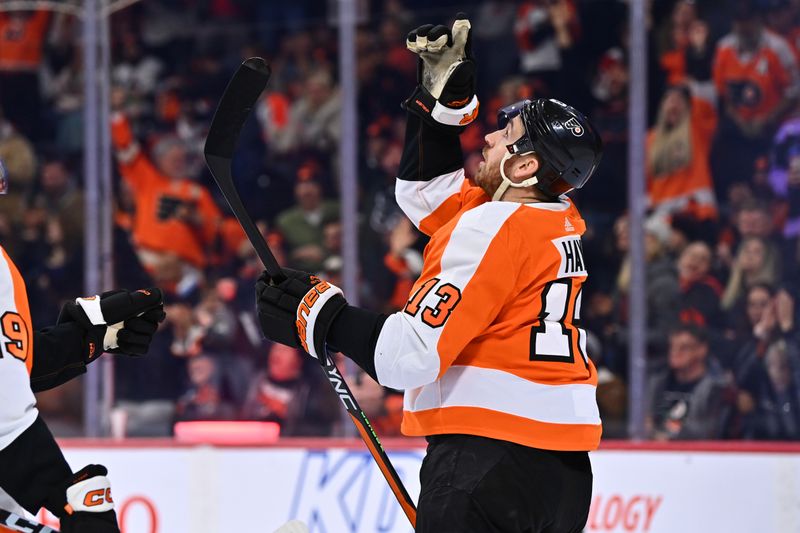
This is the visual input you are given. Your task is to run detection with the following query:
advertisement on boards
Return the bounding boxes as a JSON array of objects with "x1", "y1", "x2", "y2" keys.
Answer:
[{"x1": 23, "y1": 445, "x2": 798, "y2": 533}]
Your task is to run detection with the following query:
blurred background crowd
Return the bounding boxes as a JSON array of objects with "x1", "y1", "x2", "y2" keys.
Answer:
[{"x1": 0, "y1": 0, "x2": 799, "y2": 441}]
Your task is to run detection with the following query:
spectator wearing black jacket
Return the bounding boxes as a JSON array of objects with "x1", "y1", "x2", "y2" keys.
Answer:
[
  {"x1": 738, "y1": 339, "x2": 800, "y2": 440},
  {"x1": 648, "y1": 324, "x2": 728, "y2": 440}
]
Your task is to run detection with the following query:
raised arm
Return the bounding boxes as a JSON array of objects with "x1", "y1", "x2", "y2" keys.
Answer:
[
  {"x1": 110, "y1": 111, "x2": 164, "y2": 193},
  {"x1": 395, "y1": 15, "x2": 486, "y2": 236}
]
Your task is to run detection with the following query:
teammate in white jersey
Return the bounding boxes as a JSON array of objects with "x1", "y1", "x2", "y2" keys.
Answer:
[{"x1": 0, "y1": 231, "x2": 164, "y2": 532}]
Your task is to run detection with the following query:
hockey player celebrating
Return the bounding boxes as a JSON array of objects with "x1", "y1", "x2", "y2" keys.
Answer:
[
  {"x1": 256, "y1": 14, "x2": 603, "y2": 532},
  {"x1": 0, "y1": 220, "x2": 165, "y2": 532}
]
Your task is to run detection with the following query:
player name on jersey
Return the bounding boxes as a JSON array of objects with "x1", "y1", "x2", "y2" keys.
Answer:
[{"x1": 552, "y1": 235, "x2": 587, "y2": 278}]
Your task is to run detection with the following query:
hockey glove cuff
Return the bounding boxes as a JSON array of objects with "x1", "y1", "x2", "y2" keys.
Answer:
[
  {"x1": 403, "y1": 14, "x2": 479, "y2": 134},
  {"x1": 256, "y1": 269, "x2": 348, "y2": 361},
  {"x1": 47, "y1": 465, "x2": 119, "y2": 533},
  {"x1": 57, "y1": 288, "x2": 166, "y2": 361}
]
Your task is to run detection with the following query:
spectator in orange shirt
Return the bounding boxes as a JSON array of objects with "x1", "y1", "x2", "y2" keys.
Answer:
[
  {"x1": 0, "y1": 10, "x2": 50, "y2": 138},
  {"x1": 712, "y1": 0, "x2": 800, "y2": 190},
  {"x1": 111, "y1": 111, "x2": 224, "y2": 283},
  {"x1": 647, "y1": 85, "x2": 718, "y2": 221}
]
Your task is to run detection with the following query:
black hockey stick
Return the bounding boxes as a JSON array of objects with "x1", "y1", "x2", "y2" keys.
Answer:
[
  {"x1": 204, "y1": 58, "x2": 418, "y2": 528},
  {"x1": 0, "y1": 509, "x2": 58, "y2": 533}
]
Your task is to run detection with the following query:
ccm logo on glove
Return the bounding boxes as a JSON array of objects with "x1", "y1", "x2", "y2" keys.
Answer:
[
  {"x1": 296, "y1": 278, "x2": 335, "y2": 355},
  {"x1": 83, "y1": 488, "x2": 113, "y2": 508},
  {"x1": 256, "y1": 268, "x2": 348, "y2": 362}
]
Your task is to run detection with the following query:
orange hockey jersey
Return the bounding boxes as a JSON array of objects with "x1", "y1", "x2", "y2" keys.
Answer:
[
  {"x1": 111, "y1": 113, "x2": 223, "y2": 269},
  {"x1": 713, "y1": 30, "x2": 799, "y2": 121},
  {"x1": 374, "y1": 170, "x2": 602, "y2": 452},
  {"x1": 0, "y1": 246, "x2": 36, "y2": 453},
  {"x1": 0, "y1": 11, "x2": 50, "y2": 72},
  {"x1": 646, "y1": 97, "x2": 718, "y2": 220}
]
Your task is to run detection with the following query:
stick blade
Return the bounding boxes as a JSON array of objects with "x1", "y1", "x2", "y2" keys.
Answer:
[{"x1": 204, "y1": 57, "x2": 271, "y2": 160}]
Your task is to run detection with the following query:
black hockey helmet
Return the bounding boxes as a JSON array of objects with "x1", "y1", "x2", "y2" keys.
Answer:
[{"x1": 497, "y1": 98, "x2": 603, "y2": 198}]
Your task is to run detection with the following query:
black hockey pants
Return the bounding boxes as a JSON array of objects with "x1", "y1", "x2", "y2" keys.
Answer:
[{"x1": 415, "y1": 434, "x2": 592, "y2": 533}]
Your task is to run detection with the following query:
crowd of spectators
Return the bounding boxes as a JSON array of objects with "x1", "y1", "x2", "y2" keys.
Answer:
[{"x1": 0, "y1": 0, "x2": 798, "y2": 441}]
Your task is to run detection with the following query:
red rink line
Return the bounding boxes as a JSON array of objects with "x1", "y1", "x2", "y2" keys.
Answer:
[{"x1": 56, "y1": 437, "x2": 800, "y2": 453}]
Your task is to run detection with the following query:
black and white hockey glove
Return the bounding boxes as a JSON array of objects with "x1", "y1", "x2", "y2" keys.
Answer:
[
  {"x1": 255, "y1": 269, "x2": 347, "y2": 361},
  {"x1": 47, "y1": 465, "x2": 119, "y2": 533},
  {"x1": 57, "y1": 288, "x2": 166, "y2": 362},
  {"x1": 403, "y1": 13, "x2": 478, "y2": 133}
]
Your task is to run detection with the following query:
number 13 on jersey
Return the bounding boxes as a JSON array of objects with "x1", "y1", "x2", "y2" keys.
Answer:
[{"x1": 404, "y1": 277, "x2": 462, "y2": 328}]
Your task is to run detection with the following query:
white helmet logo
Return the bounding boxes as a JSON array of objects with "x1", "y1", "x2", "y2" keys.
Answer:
[{"x1": 564, "y1": 117, "x2": 584, "y2": 137}]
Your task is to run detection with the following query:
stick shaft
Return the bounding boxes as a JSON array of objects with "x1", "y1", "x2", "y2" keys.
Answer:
[
  {"x1": 205, "y1": 154, "x2": 283, "y2": 279},
  {"x1": 204, "y1": 58, "x2": 417, "y2": 527}
]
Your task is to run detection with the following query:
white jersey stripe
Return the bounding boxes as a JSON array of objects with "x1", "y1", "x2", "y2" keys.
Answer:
[
  {"x1": 0, "y1": 249, "x2": 38, "y2": 452},
  {"x1": 395, "y1": 169, "x2": 465, "y2": 230},
  {"x1": 404, "y1": 365, "x2": 601, "y2": 426},
  {"x1": 375, "y1": 202, "x2": 519, "y2": 390}
]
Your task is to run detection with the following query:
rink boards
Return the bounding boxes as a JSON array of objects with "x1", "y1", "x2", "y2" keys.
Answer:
[{"x1": 29, "y1": 440, "x2": 800, "y2": 533}]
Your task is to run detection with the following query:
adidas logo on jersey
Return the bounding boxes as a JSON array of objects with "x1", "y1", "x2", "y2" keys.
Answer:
[{"x1": 564, "y1": 218, "x2": 575, "y2": 232}]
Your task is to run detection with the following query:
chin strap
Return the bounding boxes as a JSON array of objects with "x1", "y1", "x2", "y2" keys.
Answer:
[{"x1": 492, "y1": 150, "x2": 539, "y2": 201}]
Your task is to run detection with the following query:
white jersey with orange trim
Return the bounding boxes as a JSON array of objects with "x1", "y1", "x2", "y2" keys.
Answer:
[
  {"x1": 375, "y1": 170, "x2": 602, "y2": 452},
  {"x1": 0, "y1": 246, "x2": 37, "y2": 452}
]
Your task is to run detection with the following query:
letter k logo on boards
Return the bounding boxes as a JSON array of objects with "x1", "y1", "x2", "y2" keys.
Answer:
[{"x1": 291, "y1": 450, "x2": 423, "y2": 532}]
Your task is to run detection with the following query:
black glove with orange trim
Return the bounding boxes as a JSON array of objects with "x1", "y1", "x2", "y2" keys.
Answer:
[
  {"x1": 255, "y1": 269, "x2": 347, "y2": 362},
  {"x1": 46, "y1": 465, "x2": 119, "y2": 533},
  {"x1": 403, "y1": 13, "x2": 479, "y2": 133},
  {"x1": 57, "y1": 288, "x2": 166, "y2": 362}
]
